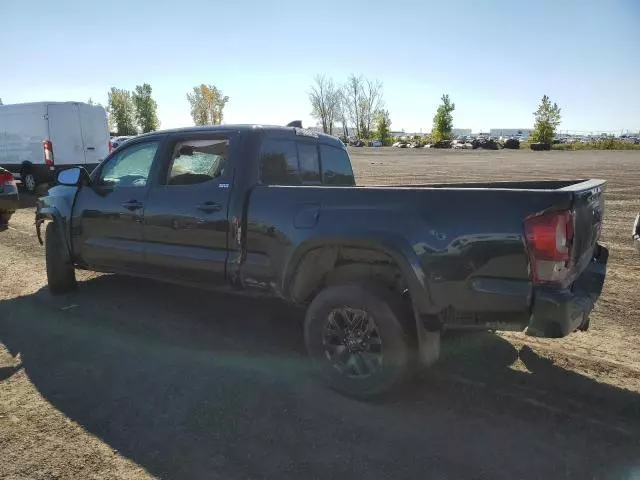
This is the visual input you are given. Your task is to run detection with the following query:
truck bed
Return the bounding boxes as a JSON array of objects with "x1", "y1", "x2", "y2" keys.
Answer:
[{"x1": 365, "y1": 179, "x2": 603, "y2": 191}]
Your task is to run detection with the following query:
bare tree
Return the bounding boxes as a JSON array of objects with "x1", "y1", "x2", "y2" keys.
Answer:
[
  {"x1": 309, "y1": 75, "x2": 340, "y2": 135},
  {"x1": 336, "y1": 88, "x2": 350, "y2": 140},
  {"x1": 360, "y1": 79, "x2": 384, "y2": 139},
  {"x1": 340, "y1": 74, "x2": 384, "y2": 139},
  {"x1": 343, "y1": 74, "x2": 363, "y2": 138}
]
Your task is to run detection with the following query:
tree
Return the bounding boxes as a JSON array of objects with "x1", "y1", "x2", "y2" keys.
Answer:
[
  {"x1": 132, "y1": 83, "x2": 159, "y2": 133},
  {"x1": 359, "y1": 79, "x2": 384, "y2": 139},
  {"x1": 339, "y1": 74, "x2": 384, "y2": 139},
  {"x1": 531, "y1": 95, "x2": 561, "y2": 144},
  {"x1": 309, "y1": 75, "x2": 340, "y2": 135},
  {"x1": 431, "y1": 94, "x2": 455, "y2": 142},
  {"x1": 374, "y1": 109, "x2": 392, "y2": 145},
  {"x1": 107, "y1": 88, "x2": 137, "y2": 136},
  {"x1": 0, "y1": 98, "x2": 3, "y2": 105},
  {"x1": 186, "y1": 84, "x2": 229, "y2": 126},
  {"x1": 336, "y1": 89, "x2": 350, "y2": 140}
]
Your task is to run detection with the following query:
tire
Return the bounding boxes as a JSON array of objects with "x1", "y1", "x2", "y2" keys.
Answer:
[
  {"x1": 21, "y1": 167, "x2": 37, "y2": 194},
  {"x1": 0, "y1": 211, "x2": 12, "y2": 228},
  {"x1": 304, "y1": 284, "x2": 416, "y2": 399},
  {"x1": 45, "y1": 221, "x2": 77, "y2": 294}
]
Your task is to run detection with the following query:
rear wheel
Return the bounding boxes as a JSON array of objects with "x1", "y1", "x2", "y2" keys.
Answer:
[
  {"x1": 21, "y1": 167, "x2": 37, "y2": 194},
  {"x1": 45, "y1": 221, "x2": 77, "y2": 294},
  {"x1": 304, "y1": 284, "x2": 416, "y2": 399}
]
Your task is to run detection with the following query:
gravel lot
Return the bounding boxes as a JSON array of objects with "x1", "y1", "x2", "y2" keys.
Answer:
[{"x1": 1, "y1": 148, "x2": 639, "y2": 479}]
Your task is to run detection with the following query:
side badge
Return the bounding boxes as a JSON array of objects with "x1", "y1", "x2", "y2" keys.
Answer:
[{"x1": 219, "y1": 183, "x2": 229, "y2": 189}]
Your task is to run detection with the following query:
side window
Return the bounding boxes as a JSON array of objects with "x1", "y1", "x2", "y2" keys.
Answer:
[
  {"x1": 166, "y1": 138, "x2": 228, "y2": 186},
  {"x1": 99, "y1": 141, "x2": 159, "y2": 188},
  {"x1": 297, "y1": 142, "x2": 321, "y2": 184},
  {"x1": 261, "y1": 139, "x2": 299, "y2": 185},
  {"x1": 319, "y1": 145, "x2": 355, "y2": 186}
]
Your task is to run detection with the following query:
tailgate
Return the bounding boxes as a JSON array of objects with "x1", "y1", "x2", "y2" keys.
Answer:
[{"x1": 563, "y1": 180, "x2": 605, "y2": 278}]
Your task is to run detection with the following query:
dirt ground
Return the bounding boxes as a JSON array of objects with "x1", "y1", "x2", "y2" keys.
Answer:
[{"x1": 1, "y1": 148, "x2": 639, "y2": 479}]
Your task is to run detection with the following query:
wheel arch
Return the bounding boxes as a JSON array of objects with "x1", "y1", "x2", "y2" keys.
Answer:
[{"x1": 283, "y1": 235, "x2": 434, "y2": 315}]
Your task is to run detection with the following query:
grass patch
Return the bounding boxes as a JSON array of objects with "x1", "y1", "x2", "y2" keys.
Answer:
[{"x1": 552, "y1": 140, "x2": 640, "y2": 151}]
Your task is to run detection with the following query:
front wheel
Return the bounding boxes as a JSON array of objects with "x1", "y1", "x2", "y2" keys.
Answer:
[
  {"x1": 304, "y1": 284, "x2": 416, "y2": 399},
  {"x1": 45, "y1": 221, "x2": 77, "y2": 294}
]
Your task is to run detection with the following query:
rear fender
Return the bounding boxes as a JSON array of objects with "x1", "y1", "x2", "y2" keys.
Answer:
[{"x1": 283, "y1": 235, "x2": 440, "y2": 366}]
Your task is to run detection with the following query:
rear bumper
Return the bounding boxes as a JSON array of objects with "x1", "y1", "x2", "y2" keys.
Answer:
[
  {"x1": 633, "y1": 214, "x2": 640, "y2": 254},
  {"x1": 527, "y1": 244, "x2": 608, "y2": 338}
]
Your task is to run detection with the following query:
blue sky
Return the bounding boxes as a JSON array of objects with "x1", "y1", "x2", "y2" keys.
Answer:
[{"x1": 2, "y1": 0, "x2": 638, "y2": 133}]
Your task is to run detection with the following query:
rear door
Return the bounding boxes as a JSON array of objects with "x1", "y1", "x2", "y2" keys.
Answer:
[
  {"x1": 47, "y1": 103, "x2": 85, "y2": 166},
  {"x1": 78, "y1": 104, "x2": 110, "y2": 168},
  {"x1": 142, "y1": 131, "x2": 235, "y2": 285}
]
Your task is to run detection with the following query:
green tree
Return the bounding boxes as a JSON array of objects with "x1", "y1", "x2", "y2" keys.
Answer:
[
  {"x1": 0, "y1": 98, "x2": 3, "y2": 105},
  {"x1": 531, "y1": 95, "x2": 561, "y2": 144},
  {"x1": 132, "y1": 83, "x2": 160, "y2": 133},
  {"x1": 374, "y1": 109, "x2": 392, "y2": 145},
  {"x1": 431, "y1": 94, "x2": 455, "y2": 142},
  {"x1": 186, "y1": 84, "x2": 229, "y2": 126},
  {"x1": 107, "y1": 88, "x2": 137, "y2": 136}
]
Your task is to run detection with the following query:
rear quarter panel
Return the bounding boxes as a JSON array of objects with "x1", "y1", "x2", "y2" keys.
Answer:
[{"x1": 242, "y1": 185, "x2": 575, "y2": 316}]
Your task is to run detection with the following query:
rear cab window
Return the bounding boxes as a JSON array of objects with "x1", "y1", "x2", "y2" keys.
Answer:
[
  {"x1": 319, "y1": 144, "x2": 355, "y2": 186},
  {"x1": 260, "y1": 136, "x2": 354, "y2": 186}
]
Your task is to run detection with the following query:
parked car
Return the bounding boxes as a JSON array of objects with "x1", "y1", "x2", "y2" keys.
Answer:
[
  {"x1": 503, "y1": 138, "x2": 521, "y2": 149},
  {"x1": 530, "y1": 142, "x2": 551, "y2": 151},
  {"x1": 0, "y1": 101, "x2": 109, "y2": 193},
  {"x1": 633, "y1": 213, "x2": 640, "y2": 253},
  {"x1": 110, "y1": 135, "x2": 135, "y2": 151},
  {"x1": 36, "y1": 124, "x2": 609, "y2": 399},
  {"x1": 370, "y1": 140, "x2": 382, "y2": 147},
  {"x1": 0, "y1": 166, "x2": 19, "y2": 229}
]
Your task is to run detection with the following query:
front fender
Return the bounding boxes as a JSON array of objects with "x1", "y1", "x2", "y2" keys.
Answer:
[{"x1": 35, "y1": 185, "x2": 79, "y2": 253}]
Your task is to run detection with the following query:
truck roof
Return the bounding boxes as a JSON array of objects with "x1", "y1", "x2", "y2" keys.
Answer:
[{"x1": 133, "y1": 124, "x2": 345, "y2": 147}]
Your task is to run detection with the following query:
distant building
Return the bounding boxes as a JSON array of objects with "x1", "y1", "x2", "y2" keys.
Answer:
[
  {"x1": 489, "y1": 128, "x2": 531, "y2": 138},
  {"x1": 452, "y1": 128, "x2": 472, "y2": 136}
]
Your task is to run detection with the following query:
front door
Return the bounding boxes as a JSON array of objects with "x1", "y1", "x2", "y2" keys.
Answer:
[
  {"x1": 71, "y1": 138, "x2": 161, "y2": 271},
  {"x1": 143, "y1": 132, "x2": 233, "y2": 285}
]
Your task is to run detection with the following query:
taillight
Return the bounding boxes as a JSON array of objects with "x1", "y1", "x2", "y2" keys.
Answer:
[
  {"x1": 43, "y1": 140, "x2": 55, "y2": 169},
  {"x1": 0, "y1": 172, "x2": 13, "y2": 185},
  {"x1": 524, "y1": 210, "x2": 574, "y2": 284},
  {"x1": 109, "y1": 141, "x2": 113, "y2": 153}
]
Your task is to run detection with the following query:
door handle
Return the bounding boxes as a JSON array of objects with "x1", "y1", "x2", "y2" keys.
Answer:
[
  {"x1": 122, "y1": 200, "x2": 143, "y2": 210},
  {"x1": 197, "y1": 201, "x2": 222, "y2": 213},
  {"x1": 86, "y1": 147, "x2": 96, "y2": 151}
]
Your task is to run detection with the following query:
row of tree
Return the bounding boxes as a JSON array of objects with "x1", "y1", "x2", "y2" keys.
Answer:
[
  {"x1": 309, "y1": 74, "x2": 562, "y2": 145},
  {"x1": 107, "y1": 84, "x2": 159, "y2": 135},
  {"x1": 106, "y1": 83, "x2": 230, "y2": 135},
  {"x1": 309, "y1": 74, "x2": 388, "y2": 141}
]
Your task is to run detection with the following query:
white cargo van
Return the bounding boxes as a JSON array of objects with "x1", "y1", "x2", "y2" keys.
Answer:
[{"x1": 0, "y1": 102, "x2": 110, "y2": 192}]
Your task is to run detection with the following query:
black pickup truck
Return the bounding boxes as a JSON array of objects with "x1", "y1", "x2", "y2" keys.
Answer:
[{"x1": 35, "y1": 124, "x2": 608, "y2": 398}]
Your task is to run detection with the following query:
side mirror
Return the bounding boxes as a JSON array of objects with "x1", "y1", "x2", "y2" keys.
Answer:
[{"x1": 56, "y1": 167, "x2": 88, "y2": 186}]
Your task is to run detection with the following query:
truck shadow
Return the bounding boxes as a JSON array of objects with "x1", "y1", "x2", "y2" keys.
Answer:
[{"x1": 0, "y1": 274, "x2": 638, "y2": 479}]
